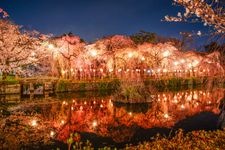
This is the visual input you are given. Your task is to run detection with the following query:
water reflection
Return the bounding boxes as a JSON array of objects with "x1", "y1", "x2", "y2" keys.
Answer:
[{"x1": 5, "y1": 88, "x2": 225, "y2": 146}]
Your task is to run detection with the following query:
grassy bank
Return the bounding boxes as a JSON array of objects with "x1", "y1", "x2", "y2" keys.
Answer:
[{"x1": 54, "y1": 129, "x2": 225, "y2": 150}]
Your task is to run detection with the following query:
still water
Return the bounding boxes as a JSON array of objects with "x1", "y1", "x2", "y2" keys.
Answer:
[{"x1": 1, "y1": 88, "x2": 225, "y2": 148}]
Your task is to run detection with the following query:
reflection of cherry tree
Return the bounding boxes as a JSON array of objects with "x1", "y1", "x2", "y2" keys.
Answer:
[{"x1": 18, "y1": 89, "x2": 223, "y2": 144}]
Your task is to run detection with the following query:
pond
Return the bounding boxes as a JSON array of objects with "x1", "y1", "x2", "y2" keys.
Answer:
[{"x1": 0, "y1": 88, "x2": 224, "y2": 149}]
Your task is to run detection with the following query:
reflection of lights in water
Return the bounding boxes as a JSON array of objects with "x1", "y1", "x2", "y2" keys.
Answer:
[
  {"x1": 193, "y1": 93, "x2": 198, "y2": 100},
  {"x1": 180, "y1": 104, "x2": 185, "y2": 109},
  {"x1": 50, "y1": 131, "x2": 55, "y2": 138},
  {"x1": 173, "y1": 99, "x2": 178, "y2": 104},
  {"x1": 163, "y1": 113, "x2": 169, "y2": 119},
  {"x1": 100, "y1": 104, "x2": 103, "y2": 108},
  {"x1": 92, "y1": 120, "x2": 97, "y2": 127},
  {"x1": 164, "y1": 97, "x2": 167, "y2": 101},
  {"x1": 61, "y1": 120, "x2": 65, "y2": 125},
  {"x1": 31, "y1": 120, "x2": 37, "y2": 127}
]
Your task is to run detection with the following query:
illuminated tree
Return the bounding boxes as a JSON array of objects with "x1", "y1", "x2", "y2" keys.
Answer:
[
  {"x1": 95, "y1": 35, "x2": 135, "y2": 77},
  {"x1": 0, "y1": 8, "x2": 9, "y2": 18},
  {"x1": 50, "y1": 33, "x2": 85, "y2": 79},
  {"x1": 0, "y1": 20, "x2": 47, "y2": 78}
]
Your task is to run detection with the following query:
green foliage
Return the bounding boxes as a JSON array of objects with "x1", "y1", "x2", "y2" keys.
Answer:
[
  {"x1": 79, "y1": 82, "x2": 86, "y2": 91},
  {"x1": 130, "y1": 31, "x2": 157, "y2": 44},
  {"x1": 56, "y1": 79, "x2": 70, "y2": 92},
  {"x1": 109, "y1": 79, "x2": 121, "y2": 91},
  {"x1": 0, "y1": 75, "x2": 19, "y2": 84}
]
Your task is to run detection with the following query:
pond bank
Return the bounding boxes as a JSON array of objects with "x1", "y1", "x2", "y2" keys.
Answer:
[{"x1": 0, "y1": 76, "x2": 224, "y2": 95}]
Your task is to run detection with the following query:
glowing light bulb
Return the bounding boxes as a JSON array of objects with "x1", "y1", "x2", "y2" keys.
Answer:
[
  {"x1": 128, "y1": 52, "x2": 133, "y2": 58},
  {"x1": 61, "y1": 120, "x2": 65, "y2": 125},
  {"x1": 180, "y1": 104, "x2": 185, "y2": 109},
  {"x1": 50, "y1": 131, "x2": 55, "y2": 138},
  {"x1": 164, "y1": 113, "x2": 169, "y2": 119},
  {"x1": 92, "y1": 120, "x2": 97, "y2": 127},
  {"x1": 31, "y1": 120, "x2": 37, "y2": 127}
]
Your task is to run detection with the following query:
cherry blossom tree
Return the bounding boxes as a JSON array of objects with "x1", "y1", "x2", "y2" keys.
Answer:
[
  {"x1": 49, "y1": 33, "x2": 85, "y2": 79},
  {"x1": 0, "y1": 8, "x2": 9, "y2": 18},
  {"x1": 165, "y1": 0, "x2": 225, "y2": 34},
  {"x1": 95, "y1": 35, "x2": 136, "y2": 77},
  {"x1": 0, "y1": 20, "x2": 47, "y2": 78}
]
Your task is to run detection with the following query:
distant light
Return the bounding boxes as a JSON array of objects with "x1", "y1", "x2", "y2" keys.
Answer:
[
  {"x1": 163, "y1": 69, "x2": 168, "y2": 73},
  {"x1": 92, "y1": 120, "x2": 97, "y2": 127},
  {"x1": 100, "y1": 104, "x2": 103, "y2": 108},
  {"x1": 180, "y1": 59, "x2": 185, "y2": 63},
  {"x1": 174, "y1": 61, "x2": 179, "y2": 66},
  {"x1": 180, "y1": 104, "x2": 185, "y2": 109},
  {"x1": 163, "y1": 113, "x2": 169, "y2": 119},
  {"x1": 129, "y1": 112, "x2": 132, "y2": 116},
  {"x1": 31, "y1": 120, "x2": 37, "y2": 127},
  {"x1": 90, "y1": 50, "x2": 97, "y2": 57},
  {"x1": 50, "y1": 131, "x2": 55, "y2": 138},
  {"x1": 48, "y1": 44, "x2": 54, "y2": 49},
  {"x1": 141, "y1": 57, "x2": 145, "y2": 61},
  {"x1": 173, "y1": 99, "x2": 178, "y2": 103},
  {"x1": 128, "y1": 52, "x2": 133, "y2": 58},
  {"x1": 109, "y1": 69, "x2": 113, "y2": 72},
  {"x1": 61, "y1": 120, "x2": 65, "y2": 125},
  {"x1": 163, "y1": 51, "x2": 170, "y2": 57}
]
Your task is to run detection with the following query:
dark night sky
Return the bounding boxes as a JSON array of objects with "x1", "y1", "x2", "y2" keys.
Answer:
[{"x1": 1, "y1": 0, "x2": 208, "y2": 43}]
